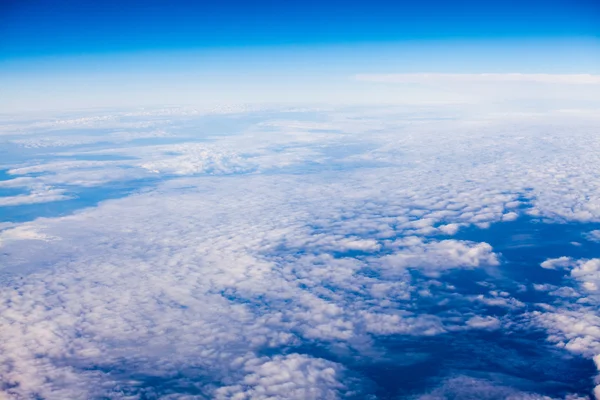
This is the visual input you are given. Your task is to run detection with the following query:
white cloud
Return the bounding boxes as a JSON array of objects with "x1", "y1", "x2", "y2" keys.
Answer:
[
  {"x1": 585, "y1": 230, "x2": 600, "y2": 243},
  {"x1": 136, "y1": 144, "x2": 252, "y2": 175},
  {"x1": 0, "y1": 225, "x2": 54, "y2": 241},
  {"x1": 541, "y1": 257, "x2": 575, "y2": 270},
  {"x1": 214, "y1": 354, "x2": 347, "y2": 400},
  {"x1": 3, "y1": 104, "x2": 600, "y2": 397},
  {"x1": 466, "y1": 315, "x2": 501, "y2": 330},
  {"x1": 0, "y1": 187, "x2": 72, "y2": 207},
  {"x1": 355, "y1": 73, "x2": 600, "y2": 85},
  {"x1": 502, "y1": 211, "x2": 519, "y2": 222},
  {"x1": 374, "y1": 238, "x2": 499, "y2": 278}
]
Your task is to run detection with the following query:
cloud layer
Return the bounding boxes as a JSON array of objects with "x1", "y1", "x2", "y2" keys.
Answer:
[
  {"x1": 355, "y1": 73, "x2": 600, "y2": 85},
  {"x1": 1, "y1": 104, "x2": 600, "y2": 398}
]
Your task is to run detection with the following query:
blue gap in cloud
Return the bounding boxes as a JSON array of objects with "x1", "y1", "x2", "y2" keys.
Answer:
[
  {"x1": 360, "y1": 330, "x2": 593, "y2": 399},
  {"x1": 0, "y1": 169, "x2": 28, "y2": 197},
  {"x1": 254, "y1": 216, "x2": 600, "y2": 399},
  {"x1": 0, "y1": 178, "x2": 160, "y2": 223},
  {"x1": 78, "y1": 364, "x2": 210, "y2": 398},
  {"x1": 371, "y1": 216, "x2": 600, "y2": 398}
]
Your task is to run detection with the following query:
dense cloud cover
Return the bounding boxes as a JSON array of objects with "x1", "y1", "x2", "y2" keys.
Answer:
[{"x1": 1, "y1": 104, "x2": 600, "y2": 399}]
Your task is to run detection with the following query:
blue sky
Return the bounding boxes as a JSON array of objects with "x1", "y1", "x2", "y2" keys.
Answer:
[
  {"x1": 1, "y1": 0, "x2": 599, "y2": 111},
  {"x1": 1, "y1": 0, "x2": 599, "y2": 57}
]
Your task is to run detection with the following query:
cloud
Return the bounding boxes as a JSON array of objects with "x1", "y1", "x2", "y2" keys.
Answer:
[
  {"x1": 541, "y1": 257, "x2": 575, "y2": 270},
  {"x1": 0, "y1": 169, "x2": 512, "y2": 398},
  {"x1": 9, "y1": 129, "x2": 172, "y2": 148},
  {"x1": 585, "y1": 230, "x2": 600, "y2": 243},
  {"x1": 532, "y1": 257, "x2": 600, "y2": 399},
  {"x1": 137, "y1": 144, "x2": 253, "y2": 175},
  {"x1": 4, "y1": 104, "x2": 600, "y2": 227},
  {"x1": 502, "y1": 211, "x2": 519, "y2": 222},
  {"x1": 374, "y1": 238, "x2": 499, "y2": 277},
  {"x1": 0, "y1": 225, "x2": 55, "y2": 244},
  {"x1": 466, "y1": 315, "x2": 501, "y2": 330},
  {"x1": 214, "y1": 354, "x2": 348, "y2": 400},
  {"x1": 355, "y1": 73, "x2": 600, "y2": 85},
  {"x1": 0, "y1": 187, "x2": 72, "y2": 207},
  {"x1": 3, "y1": 105, "x2": 600, "y2": 398}
]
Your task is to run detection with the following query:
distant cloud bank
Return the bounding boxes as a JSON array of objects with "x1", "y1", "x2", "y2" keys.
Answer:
[{"x1": 355, "y1": 73, "x2": 600, "y2": 85}]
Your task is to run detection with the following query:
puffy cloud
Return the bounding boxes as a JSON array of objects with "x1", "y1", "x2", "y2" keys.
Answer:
[
  {"x1": 136, "y1": 144, "x2": 252, "y2": 175},
  {"x1": 502, "y1": 211, "x2": 519, "y2": 222},
  {"x1": 534, "y1": 309, "x2": 600, "y2": 357},
  {"x1": 374, "y1": 238, "x2": 499, "y2": 277},
  {"x1": 214, "y1": 354, "x2": 348, "y2": 400}
]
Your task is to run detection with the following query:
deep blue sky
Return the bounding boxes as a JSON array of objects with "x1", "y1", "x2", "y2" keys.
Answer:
[{"x1": 1, "y1": 0, "x2": 599, "y2": 59}]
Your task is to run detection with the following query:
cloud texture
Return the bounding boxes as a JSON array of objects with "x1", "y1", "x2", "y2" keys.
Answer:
[{"x1": 1, "y1": 104, "x2": 600, "y2": 398}]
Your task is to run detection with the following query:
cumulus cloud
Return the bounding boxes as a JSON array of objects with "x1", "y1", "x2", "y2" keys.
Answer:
[
  {"x1": 502, "y1": 211, "x2": 519, "y2": 222},
  {"x1": 137, "y1": 144, "x2": 252, "y2": 175},
  {"x1": 214, "y1": 354, "x2": 348, "y2": 400},
  {"x1": 374, "y1": 238, "x2": 499, "y2": 277}
]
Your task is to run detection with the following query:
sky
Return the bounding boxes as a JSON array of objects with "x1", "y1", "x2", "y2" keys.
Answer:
[{"x1": 1, "y1": 0, "x2": 599, "y2": 111}]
